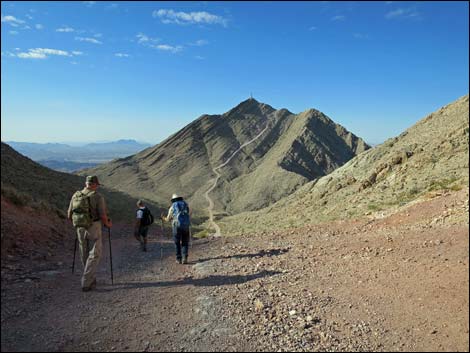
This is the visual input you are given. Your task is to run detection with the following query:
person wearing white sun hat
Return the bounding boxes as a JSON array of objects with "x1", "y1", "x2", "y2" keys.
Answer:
[{"x1": 161, "y1": 193, "x2": 191, "y2": 264}]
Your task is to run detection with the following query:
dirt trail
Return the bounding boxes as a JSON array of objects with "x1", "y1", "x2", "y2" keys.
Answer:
[
  {"x1": 204, "y1": 125, "x2": 269, "y2": 237},
  {"x1": 1, "y1": 189, "x2": 468, "y2": 352},
  {"x1": 1, "y1": 224, "x2": 255, "y2": 352}
]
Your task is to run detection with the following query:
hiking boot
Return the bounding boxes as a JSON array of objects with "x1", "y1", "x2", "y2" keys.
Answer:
[
  {"x1": 182, "y1": 256, "x2": 188, "y2": 264},
  {"x1": 176, "y1": 258, "x2": 182, "y2": 264}
]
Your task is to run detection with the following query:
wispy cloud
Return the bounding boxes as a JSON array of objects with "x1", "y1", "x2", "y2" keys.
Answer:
[
  {"x1": 56, "y1": 26, "x2": 75, "y2": 32},
  {"x1": 72, "y1": 51, "x2": 84, "y2": 56},
  {"x1": 25, "y1": 14, "x2": 33, "y2": 20},
  {"x1": 309, "y1": 26, "x2": 317, "y2": 31},
  {"x1": 115, "y1": 53, "x2": 130, "y2": 57},
  {"x1": 385, "y1": 8, "x2": 421, "y2": 20},
  {"x1": 83, "y1": 1, "x2": 96, "y2": 7},
  {"x1": 2, "y1": 51, "x2": 18, "y2": 57},
  {"x1": 195, "y1": 55, "x2": 205, "y2": 60},
  {"x1": 331, "y1": 15, "x2": 346, "y2": 21},
  {"x1": 75, "y1": 36, "x2": 102, "y2": 44},
  {"x1": 16, "y1": 48, "x2": 83, "y2": 59},
  {"x1": 136, "y1": 32, "x2": 160, "y2": 46},
  {"x1": 9, "y1": 30, "x2": 19, "y2": 35},
  {"x1": 35, "y1": 24, "x2": 43, "y2": 30},
  {"x1": 156, "y1": 44, "x2": 183, "y2": 53},
  {"x1": 1, "y1": 15, "x2": 26, "y2": 27},
  {"x1": 189, "y1": 39, "x2": 208, "y2": 46},
  {"x1": 153, "y1": 9, "x2": 228, "y2": 27}
]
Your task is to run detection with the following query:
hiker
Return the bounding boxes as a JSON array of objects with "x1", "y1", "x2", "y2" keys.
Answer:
[
  {"x1": 68, "y1": 175, "x2": 112, "y2": 292},
  {"x1": 134, "y1": 199, "x2": 154, "y2": 252},
  {"x1": 161, "y1": 194, "x2": 191, "y2": 264}
]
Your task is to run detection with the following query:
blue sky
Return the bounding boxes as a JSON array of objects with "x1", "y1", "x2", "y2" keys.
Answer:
[{"x1": 1, "y1": 1, "x2": 468, "y2": 145}]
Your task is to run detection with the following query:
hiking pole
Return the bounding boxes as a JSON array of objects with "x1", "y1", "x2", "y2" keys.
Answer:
[
  {"x1": 160, "y1": 219, "x2": 164, "y2": 265},
  {"x1": 190, "y1": 224, "x2": 193, "y2": 250},
  {"x1": 107, "y1": 226, "x2": 114, "y2": 285},
  {"x1": 72, "y1": 236, "x2": 77, "y2": 274}
]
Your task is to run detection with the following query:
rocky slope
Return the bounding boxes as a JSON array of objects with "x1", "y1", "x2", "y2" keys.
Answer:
[
  {"x1": 220, "y1": 94, "x2": 469, "y2": 235},
  {"x1": 84, "y1": 99, "x2": 369, "y2": 220}
]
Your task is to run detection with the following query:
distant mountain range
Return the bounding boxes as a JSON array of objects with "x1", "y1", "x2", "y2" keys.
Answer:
[
  {"x1": 83, "y1": 99, "x2": 369, "y2": 220},
  {"x1": 4, "y1": 139, "x2": 152, "y2": 172}
]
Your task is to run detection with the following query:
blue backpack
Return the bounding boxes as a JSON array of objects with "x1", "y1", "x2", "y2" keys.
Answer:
[{"x1": 172, "y1": 200, "x2": 190, "y2": 229}]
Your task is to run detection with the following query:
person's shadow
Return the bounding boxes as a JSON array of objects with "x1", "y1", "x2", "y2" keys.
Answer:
[
  {"x1": 97, "y1": 270, "x2": 282, "y2": 292},
  {"x1": 197, "y1": 248, "x2": 289, "y2": 263}
]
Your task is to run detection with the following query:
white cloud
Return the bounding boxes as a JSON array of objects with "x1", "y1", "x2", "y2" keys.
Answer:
[
  {"x1": 75, "y1": 36, "x2": 102, "y2": 44},
  {"x1": 115, "y1": 53, "x2": 130, "y2": 57},
  {"x1": 35, "y1": 24, "x2": 44, "y2": 30},
  {"x1": 56, "y1": 26, "x2": 75, "y2": 32},
  {"x1": 72, "y1": 51, "x2": 84, "y2": 56},
  {"x1": 17, "y1": 48, "x2": 71, "y2": 59},
  {"x1": 93, "y1": 33, "x2": 102, "y2": 38},
  {"x1": 136, "y1": 32, "x2": 160, "y2": 45},
  {"x1": 70, "y1": 61, "x2": 78, "y2": 65},
  {"x1": 331, "y1": 15, "x2": 345, "y2": 21},
  {"x1": 195, "y1": 55, "x2": 205, "y2": 60},
  {"x1": 156, "y1": 44, "x2": 183, "y2": 53},
  {"x1": 309, "y1": 26, "x2": 317, "y2": 31},
  {"x1": 9, "y1": 30, "x2": 19, "y2": 35},
  {"x1": 385, "y1": 8, "x2": 420, "y2": 20},
  {"x1": 136, "y1": 33, "x2": 149, "y2": 43},
  {"x1": 83, "y1": 1, "x2": 96, "y2": 7},
  {"x1": 16, "y1": 48, "x2": 84, "y2": 59},
  {"x1": 1, "y1": 15, "x2": 26, "y2": 26},
  {"x1": 153, "y1": 9, "x2": 228, "y2": 27},
  {"x1": 25, "y1": 14, "x2": 33, "y2": 20}
]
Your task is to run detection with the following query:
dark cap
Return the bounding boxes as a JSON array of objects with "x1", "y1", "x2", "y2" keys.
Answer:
[{"x1": 86, "y1": 175, "x2": 101, "y2": 185}]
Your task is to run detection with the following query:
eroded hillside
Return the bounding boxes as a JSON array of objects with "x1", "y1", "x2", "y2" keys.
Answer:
[
  {"x1": 220, "y1": 94, "x2": 469, "y2": 235},
  {"x1": 84, "y1": 99, "x2": 368, "y2": 219}
]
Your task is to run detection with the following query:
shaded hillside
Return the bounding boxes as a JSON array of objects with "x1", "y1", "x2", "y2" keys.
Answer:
[
  {"x1": 220, "y1": 94, "x2": 469, "y2": 234},
  {"x1": 1, "y1": 142, "x2": 165, "y2": 278},
  {"x1": 84, "y1": 99, "x2": 369, "y2": 219},
  {"x1": 1, "y1": 142, "x2": 162, "y2": 222}
]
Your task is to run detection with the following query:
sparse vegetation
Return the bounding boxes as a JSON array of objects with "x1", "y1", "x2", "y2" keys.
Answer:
[{"x1": 427, "y1": 177, "x2": 460, "y2": 192}]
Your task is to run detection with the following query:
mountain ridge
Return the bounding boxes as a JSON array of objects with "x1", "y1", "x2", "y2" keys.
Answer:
[
  {"x1": 83, "y1": 99, "x2": 369, "y2": 221},
  {"x1": 219, "y1": 94, "x2": 469, "y2": 235}
]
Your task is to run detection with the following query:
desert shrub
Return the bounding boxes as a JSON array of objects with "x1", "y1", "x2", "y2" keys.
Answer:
[
  {"x1": 367, "y1": 203, "x2": 381, "y2": 211},
  {"x1": 1, "y1": 183, "x2": 33, "y2": 207},
  {"x1": 427, "y1": 177, "x2": 459, "y2": 192}
]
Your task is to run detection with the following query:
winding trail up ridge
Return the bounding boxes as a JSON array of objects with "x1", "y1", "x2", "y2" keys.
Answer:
[{"x1": 204, "y1": 124, "x2": 269, "y2": 237}]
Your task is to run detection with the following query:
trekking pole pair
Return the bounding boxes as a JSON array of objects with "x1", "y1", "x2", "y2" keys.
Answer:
[{"x1": 71, "y1": 227, "x2": 113, "y2": 285}]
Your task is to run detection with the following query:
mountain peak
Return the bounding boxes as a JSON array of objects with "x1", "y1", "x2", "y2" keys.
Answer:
[{"x1": 226, "y1": 97, "x2": 275, "y2": 116}]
